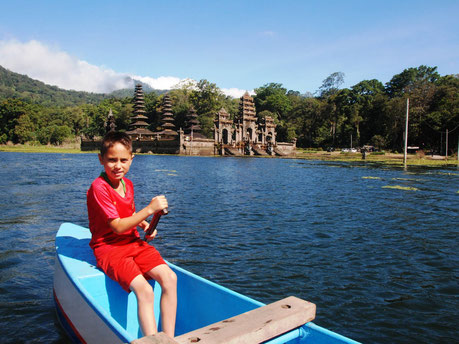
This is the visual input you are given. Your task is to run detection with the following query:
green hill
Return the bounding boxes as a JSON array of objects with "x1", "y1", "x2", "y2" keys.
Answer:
[
  {"x1": 0, "y1": 65, "x2": 165, "y2": 107},
  {"x1": 0, "y1": 65, "x2": 110, "y2": 106}
]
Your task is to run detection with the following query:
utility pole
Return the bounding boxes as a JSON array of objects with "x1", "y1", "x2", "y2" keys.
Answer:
[
  {"x1": 445, "y1": 129, "x2": 448, "y2": 159},
  {"x1": 403, "y1": 98, "x2": 409, "y2": 167}
]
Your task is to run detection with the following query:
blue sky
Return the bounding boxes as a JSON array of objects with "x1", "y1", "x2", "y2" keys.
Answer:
[{"x1": 0, "y1": 0, "x2": 457, "y2": 97}]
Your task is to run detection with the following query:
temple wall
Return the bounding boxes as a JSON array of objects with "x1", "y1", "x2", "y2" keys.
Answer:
[
  {"x1": 274, "y1": 142, "x2": 297, "y2": 156},
  {"x1": 81, "y1": 138, "x2": 216, "y2": 156},
  {"x1": 81, "y1": 140, "x2": 100, "y2": 151},
  {"x1": 180, "y1": 138, "x2": 216, "y2": 156},
  {"x1": 133, "y1": 139, "x2": 180, "y2": 154},
  {"x1": 81, "y1": 139, "x2": 180, "y2": 154}
]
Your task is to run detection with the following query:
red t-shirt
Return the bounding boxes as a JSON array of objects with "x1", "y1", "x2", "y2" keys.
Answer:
[{"x1": 87, "y1": 175, "x2": 139, "y2": 251}]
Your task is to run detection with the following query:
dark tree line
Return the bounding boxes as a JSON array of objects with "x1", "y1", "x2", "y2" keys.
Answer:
[
  {"x1": 0, "y1": 65, "x2": 457, "y2": 154},
  {"x1": 254, "y1": 67, "x2": 458, "y2": 154}
]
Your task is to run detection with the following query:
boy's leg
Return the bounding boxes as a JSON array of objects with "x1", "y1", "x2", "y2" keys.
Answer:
[
  {"x1": 130, "y1": 275, "x2": 157, "y2": 336},
  {"x1": 146, "y1": 264, "x2": 177, "y2": 338}
]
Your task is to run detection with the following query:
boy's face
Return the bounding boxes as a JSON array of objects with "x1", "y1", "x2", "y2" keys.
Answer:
[{"x1": 98, "y1": 142, "x2": 133, "y2": 183}]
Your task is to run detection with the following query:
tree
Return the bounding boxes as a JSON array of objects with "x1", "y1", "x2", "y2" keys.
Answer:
[
  {"x1": 351, "y1": 79, "x2": 385, "y2": 97},
  {"x1": 350, "y1": 80, "x2": 386, "y2": 146},
  {"x1": 168, "y1": 88, "x2": 193, "y2": 132},
  {"x1": 318, "y1": 72, "x2": 345, "y2": 97},
  {"x1": 358, "y1": 93, "x2": 388, "y2": 147},
  {"x1": 14, "y1": 114, "x2": 36, "y2": 143},
  {"x1": 81, "y1": 104, "x2": 107, "y2": 138},
  {"x1": 288, "y1": 97, "x2": 327, "y2": 147},
  {"x1": 254, "y1": 83, "x2": 292, "y2": 121},
  {"x1": 370, "y1": 135, "x2": 386, "y2": 150},
  {"x1": 349, "y1": 103, "x2": 363, "y2": 144},
  {"x1": 190, "y1": 79, "x2": 225, "y2": 137},
  {"x1": 0, "y1": 99, "x2": 30, "y2": 142},
  {"x1": 382, "y1": 97, "x2": 407, "y2": 151},
  {"x1": 49, "y1": 125, "x2": 72, "y2": 145},
  {"x1": 423, "y1": 74, "x2": 459, "y2": 151},
  {"x1": 385, "y1": 65, "x2": 440, "y2": 97}
]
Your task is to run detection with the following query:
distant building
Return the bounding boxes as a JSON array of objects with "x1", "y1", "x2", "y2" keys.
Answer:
[
  {"x1": 184, "y1": 106, "x2": 205, "y2": 139},
  {"x1": 214, "y1": 91, "x2": 294, "y2": 156},
  {"x1": 126, "y1": 84, "x2": 155, "y2": 140},
  {"x1": 155, "y1": 94, "x2": 179, "y2": 140},
  {"x1": 82, "y1": 86, "x2": 295, "y2": 156}
]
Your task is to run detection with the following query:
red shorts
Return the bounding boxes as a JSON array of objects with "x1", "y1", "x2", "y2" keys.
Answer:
[{"x1": 94, "y1": 240, "x2": 166, "y2": 292}]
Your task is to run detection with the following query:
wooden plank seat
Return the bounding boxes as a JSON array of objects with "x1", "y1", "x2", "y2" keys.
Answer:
[{"x1": 132, "y1": 296, "x2": 316, "y2": 344}]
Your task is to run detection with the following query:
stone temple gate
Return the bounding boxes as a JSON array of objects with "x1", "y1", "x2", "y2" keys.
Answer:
[{"x1": 214, "y1": 91, "x2": 294, "y2": 156}]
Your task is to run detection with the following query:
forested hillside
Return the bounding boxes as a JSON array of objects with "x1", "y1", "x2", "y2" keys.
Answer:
[
  {"x1": 0, "y1": 65, "x2": 111, "y2": 106},
  {"x1": 0, "y1": 64, "x2": 457, "y2": 154}
]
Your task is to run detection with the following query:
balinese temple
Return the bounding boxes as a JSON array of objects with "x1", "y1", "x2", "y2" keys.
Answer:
[
  {"x1": 214, "y1": 91, "x2": 280, "y2": 156},
  {"x1": 126, "y1": 84, "x2": 155, "y2": 140},
  {"x1": 82, "y1": 86, "x2": 295, "y2": 156},
  {"x1": 158, "y1": 94, "x2": 178, "y2": 140},
  {"x1": 236, "y1": 91, "x2": 258, "y2": 144},
  {"x1": 104, "y1": 108, "x2": 116, "y2": 133},
  {"x1": 257, "y1": 116, "x2": 277, "y2": 154},
  {"x1": 184, "y1": 106, "x2": 205, "y2": 139},
  {"x1": 214, "y1": 108, "x2": 234, "y2": 145}
]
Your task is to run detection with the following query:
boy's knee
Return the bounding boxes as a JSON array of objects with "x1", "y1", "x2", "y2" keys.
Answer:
[
  {"x1": 170, "y1": 270, "x2": 177, "y2": 286},
  {"x1": 133, "y1": 281, "x2": 154, "y2": 301},
  {"x1": 163, "y1": 270, "x2": 177, "y2": 290}
]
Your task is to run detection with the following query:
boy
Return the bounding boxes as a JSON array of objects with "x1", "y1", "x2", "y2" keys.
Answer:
[{"x1": 87, "y1": 131, "x2": 177, "y2": 338}]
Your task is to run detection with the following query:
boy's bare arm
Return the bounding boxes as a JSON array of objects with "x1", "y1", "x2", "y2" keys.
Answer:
[{"x1": 108, "y1": 195, "x2": 168, "y2": 234}]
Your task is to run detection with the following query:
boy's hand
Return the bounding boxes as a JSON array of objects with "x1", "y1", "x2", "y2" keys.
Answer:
[
  {"x1": 149, "y1": 195, "x2": 168, "y2": 215},
  {"x1": 144, "y1": 228, "x2": 158, "y2": 242},
  {"x1": 139, "y1": 220, "x2": 149, "y2": 230}
]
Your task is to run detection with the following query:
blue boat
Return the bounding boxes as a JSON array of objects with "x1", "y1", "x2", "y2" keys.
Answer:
[{"x1": 54, "y1": 223, "x2": 360, "y2": 344}]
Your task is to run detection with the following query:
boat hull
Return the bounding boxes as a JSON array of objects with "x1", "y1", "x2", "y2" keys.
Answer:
[{"x1": 54, "y1": 223, "x2": 359, "y2": 344}]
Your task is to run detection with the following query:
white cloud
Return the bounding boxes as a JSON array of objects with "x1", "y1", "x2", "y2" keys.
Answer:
[
  {"x1": 221, "y1": 88, "x2": 255, "y2": 98},
  {"x1": 0, "y1": 39, "x2": 133, "y2": 93},
  {"x1": 133, "y1": 75, "x2": 184, "y2": 91},
  {"x1": 0, "y1": 39, "x2": 251, "y2": 97}
]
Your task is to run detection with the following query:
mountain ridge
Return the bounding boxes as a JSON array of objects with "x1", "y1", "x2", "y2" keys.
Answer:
[{"x1": 0, "y1": 65, "x2": 166, "y2": 106}]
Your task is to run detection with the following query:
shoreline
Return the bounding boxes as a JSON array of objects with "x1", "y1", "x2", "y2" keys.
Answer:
[
  {"x1": 1, "y1": 144, "x2": 458, "y2": 167},
  {"x1": 295, "y1": 150, "x2": 459, "y2": 167}
]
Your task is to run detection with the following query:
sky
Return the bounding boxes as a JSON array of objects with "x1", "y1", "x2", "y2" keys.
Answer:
[{"x1": 0, "y1": 0, "x2": 457, "y2": 98}]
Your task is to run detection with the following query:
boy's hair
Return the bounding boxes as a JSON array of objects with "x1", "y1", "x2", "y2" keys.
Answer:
[{"x1": 100, "y1": 131, "x2": 132, "y2": 156}]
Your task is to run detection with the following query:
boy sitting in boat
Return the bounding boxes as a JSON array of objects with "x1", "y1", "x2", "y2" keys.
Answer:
[{"x1": 86, "y1": 131, "x2": 177, "y2": 338}]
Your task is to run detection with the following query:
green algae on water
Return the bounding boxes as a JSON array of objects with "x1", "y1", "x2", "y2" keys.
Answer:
[{"x1": 382, "y1": 185, "x2": 419, "y2": 191}]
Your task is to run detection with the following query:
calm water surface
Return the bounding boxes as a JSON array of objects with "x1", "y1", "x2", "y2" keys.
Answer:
[{"x1": 0, "y1": 152, "x2": 458, "y2": 343}]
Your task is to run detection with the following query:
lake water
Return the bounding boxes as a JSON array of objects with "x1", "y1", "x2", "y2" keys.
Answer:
[{"x1": 0, "y1": 152, "x2": 457, "y2": 343}]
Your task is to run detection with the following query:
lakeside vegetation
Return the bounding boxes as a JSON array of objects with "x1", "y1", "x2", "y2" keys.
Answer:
[
  {"x1": 2, "y1": 143, "x2": 458, "y2": 168},
  {"x1": 0, "y1": 64, "x2": 457, "y2": 157},
  {"x1": 295, "y1": 149, "x2": 458, "y2": 167},
  {"x1": 0, "y1": 142, "x2": 84, "y2": 154}
]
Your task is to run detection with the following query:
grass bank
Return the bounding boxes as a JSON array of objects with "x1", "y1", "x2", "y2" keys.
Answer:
[
  {"x1": 0, "y1": 143, "x2": 90, "y2": 154},
  {"x1": 295, "y1": 149, "x2": 459, "y2": 167}
]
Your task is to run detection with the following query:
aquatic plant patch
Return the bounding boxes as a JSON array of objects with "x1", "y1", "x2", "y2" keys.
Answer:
[{"x1": 382, "y1": 185, "x2": 419, "y2": 191}]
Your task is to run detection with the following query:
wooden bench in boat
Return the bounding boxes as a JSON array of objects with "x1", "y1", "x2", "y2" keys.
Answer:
[{"x1": 132, "y1": 296, "x2": 316, "y2": 344}]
